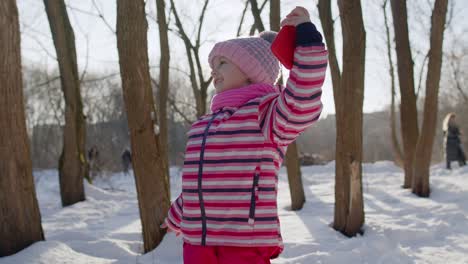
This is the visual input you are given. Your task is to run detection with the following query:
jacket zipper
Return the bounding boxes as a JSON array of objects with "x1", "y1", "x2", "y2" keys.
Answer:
[
  {"x1": 198, "y1": 111, "x2": 220, "y2": 246},
  {"x1": 248, "y1": 167, "x2": 260, "y2": 225}
]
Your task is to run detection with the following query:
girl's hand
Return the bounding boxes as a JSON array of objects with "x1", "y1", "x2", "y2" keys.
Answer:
[
  {"x1": 281, "y1": 6, "x2": 311, "y2": 27},
  {"x1": 161, "y1": 221, "x2": 181, "y2": 236}
]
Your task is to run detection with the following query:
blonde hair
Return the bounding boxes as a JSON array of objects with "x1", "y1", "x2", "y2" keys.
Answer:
[{"x1": 442, "y1": 112, "x2": 456, "y2": 132}]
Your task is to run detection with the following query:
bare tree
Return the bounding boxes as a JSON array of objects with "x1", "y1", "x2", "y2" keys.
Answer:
[
  {"x1": 391, "y1": 0, "x2": 450, "y2": 196},
  {"x1": 382, "y1": 0, "x2": 404, "y2": 168},
  {"x1": 155, "y1": 0, "x2": 171, "y2": 195},
  {"x1": 170, "y1": 0, "x2": 212, "y2": 117},
  {"x1": 44, "y1": 0, "x2": 89, "y2": 206},
  {"x1": 390, "y1": 0, "x2": 420, "y2": 188},
  {"x1": 412, "y1": 0, "x2": 449, "y2": 197},
  {"x1": 318, "y1": 0, "x2": 366, "y2": 236},
  {"x1": 116, "y1": 0, "x2": 170, "y2": 252},
  {"x1": 0, "y1": 0, "x2": 44, "y2": 256}
]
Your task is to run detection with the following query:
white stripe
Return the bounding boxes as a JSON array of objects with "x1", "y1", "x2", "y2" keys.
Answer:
[
  {"x1": 219, "y1": 121, "x2": 259, "y2": 129},
  {"x1": 182, "y1": 165, "x2": 276, "y2": 173},
  {"x1": 189, "y1": 126, "x2": 207, "y2": 134},
  {"x1": 294, "y1": 53, "x2": 328, "y2": 62},
  {"x1": 181, "y1": 222, "x2": 279, "y2": 230},
  {"x1": 286, "y1": 81, "x2": 322, "y2": 96},
  {"x1": 183, "y1": 179, "x2": 277, "y2": 187},
  {"x1": 183, "y1": 180, "x2": 253, "y2": 186},
  {"x1": 187, "y1": 136, "x2": 265, "y2": 146},
  {"x1": 294, "y1": 70, "x2": 326, "y2": 79},
  {"x1": 188, "y1": 123, "x2": 261, "y2": 142},
  {"x1": 259, "y1": 194, "x2": 276, "y2": 200},
  {"x1": 275, "y1": 115, "x2": 308, "y2": 132},
  {"x1": 277, "y1": 97, "x2": 322, "y2": 121},
  {"x1": 184, "y1": 208, "x2": 277, "y2": 215},
  {"x1": 185, "y1": 149, "x2": 271, "y2": 159},
  {"x1": 234, "y1": 108, "x2": 258, "y2": 115},
  {"x1": 183, "y1": 194, "x2": 251, "y2": 201}
]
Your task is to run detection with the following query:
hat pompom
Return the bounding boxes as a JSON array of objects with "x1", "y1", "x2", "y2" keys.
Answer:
[{"x1": 259, "y1": 31, "x2": 277, "y2": 44}]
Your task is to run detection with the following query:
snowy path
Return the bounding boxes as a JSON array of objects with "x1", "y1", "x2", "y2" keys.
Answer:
[{"x1": 1, "y1": 163, "x2": 467, "y2": 263}]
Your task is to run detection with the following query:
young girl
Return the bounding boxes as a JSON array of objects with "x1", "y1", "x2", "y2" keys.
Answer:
[{"x1": 163, "y1": 6, "x2": 328, "y2": 263}]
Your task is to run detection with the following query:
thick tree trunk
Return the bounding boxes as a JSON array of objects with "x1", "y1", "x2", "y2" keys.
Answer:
[
  {"x1": 318, "y1": 0, "x2": 365, "y2": 237},
  {"x1": 155, "y1": 0, "x2": 171, "y2": 197},
  {"x1": 44, "y1": 0, "x2": 88, "y2": 206},
  {"x1": 116, "y1": 0, "x2": 170, "y2": 252},
  {"x1": 383, "y1": 0, "x2": 404, "y2": 168},
  {"x1": 0, "y1": 0, "x2": 44, "y2": 256},
  {"x1": 336, "y1": 0, "x2": 366, "y2": 236},
  {"x1": 285, "y1": 142, "x2": 306, "y2": 210},
  {"x1": 413, "y1": 0, "x2": 448, "y2": 197},
  {"x1": 318, "y1": 0, "x2": 344, "y2": 231},
  {"x1": 390, "y1": 0, "x2": 419, "y2": 188}
]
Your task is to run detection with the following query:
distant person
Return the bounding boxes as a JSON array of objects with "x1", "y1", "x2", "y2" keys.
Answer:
[
  {"x1": 87, "y1": 145, "x2": 100, "y2": 179},
  {"x1": 121, "y1": 148, "x2": 132, "y2": 175},
  {"x1": 443, "y1": 113, "x2": 466, "y2": 169},
  {"x1": 161, "y1": 6, "x2": 327, "y2": 263}
]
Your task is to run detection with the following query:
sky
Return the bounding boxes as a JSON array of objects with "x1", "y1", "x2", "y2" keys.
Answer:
[{"x1": 16, "y1": 0, "x2": 468, "y2": 117}]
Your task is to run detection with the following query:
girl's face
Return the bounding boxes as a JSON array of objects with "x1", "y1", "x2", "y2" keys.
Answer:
[{"x1": 211, "y1": 56, "x2": 250, "y2": 93}]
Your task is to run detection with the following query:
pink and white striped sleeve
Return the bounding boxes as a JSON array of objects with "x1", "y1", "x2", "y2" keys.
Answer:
[
  {"x1": 164, "y1": 194, "x2": 183, "y2": 233},
  {"x1": 259, "y1": 22, "x2": 328, "y2": 146}
]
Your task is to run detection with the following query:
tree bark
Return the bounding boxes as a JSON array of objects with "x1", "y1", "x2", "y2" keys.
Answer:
[
  {"x1": 269, "y1": 0, "x2": 280, "y2": 32},
  {"x1": 44, "y1": 0, "x2": 88, "y2": 206},
  {"x1": 155, "y1": 0, "x2": 171, "y2": 197},
  {"x1": 383, "y1": 0, "x2": 404, "y2": 168},
  {"x1": 116, "y1": 0, "x2": 170, "y2": 252},
  {"x1": 412, "y1": 0, "x2": 448, "y2": 197},
  {"x1": 0, "y1": 0, "x2": 44, "y2": 256},
  {"x1": 285, "y1": 142, "x2": 306, "y2": 210},
  {"x1": 337, "y1": 0, "x2": 366, "y2": 236},
  {"x1": 390, "y1": 0, "x2": 419, "y2": 188}
]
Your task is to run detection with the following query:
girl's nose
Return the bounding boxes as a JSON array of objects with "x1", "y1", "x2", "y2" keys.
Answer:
[{"x1": 211, "y1": 70, "x2": 217, "y2": 78}]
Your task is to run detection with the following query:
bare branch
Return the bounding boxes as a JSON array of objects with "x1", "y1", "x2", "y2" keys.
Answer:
[
  {"x1": 168, "y1": 96, "x2": 195, "y2": 125},
  {"x1": 237, "y1": 0, "x2": 249, "y2": 37},
  {"x1": 21, "y1": 31, "x2": 56, "y2": 60},
  {"x1": 416, "y1": 52, "x2": 429, "y2": 100},
  {"x1": 249, "y1": 0, "x2": 265, "y2": 33},
  {"x1": 91, "y1": 0, "x2": 116, "y2": 34},
  {"x1": 195, "y1": 0, "x2": 210, "y2": 49},
  {"x1": 80, "y1": 35, "x2": 90, "y2": 83}
]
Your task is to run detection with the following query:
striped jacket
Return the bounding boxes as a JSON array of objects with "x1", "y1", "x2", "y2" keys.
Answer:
[{"x1": 165, "y1": 23, "x2": 328, "y2": 252}]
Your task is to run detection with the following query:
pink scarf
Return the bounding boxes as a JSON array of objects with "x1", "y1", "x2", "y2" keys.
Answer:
[{"x1": 210, "y1": 83, "x2": 279, "y2": 113}]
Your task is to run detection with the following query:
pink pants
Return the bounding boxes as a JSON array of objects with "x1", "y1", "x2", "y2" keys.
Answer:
[{"x1": 183, "y1": 243, "x2": 279, "y2": 264}]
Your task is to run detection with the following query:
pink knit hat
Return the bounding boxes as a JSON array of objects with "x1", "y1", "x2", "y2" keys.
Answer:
[{"x1": 208, "y1": 31, "x2": 280, "y2": 85}]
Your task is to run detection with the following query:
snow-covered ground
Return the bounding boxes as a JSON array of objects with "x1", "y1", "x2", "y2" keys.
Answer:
[{"x1": 1, "y1": 162, "x2": 467, "y2": 264}]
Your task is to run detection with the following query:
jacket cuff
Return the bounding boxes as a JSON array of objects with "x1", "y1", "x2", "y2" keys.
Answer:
[{"x1": 296, "y1": 22, "x2": 323, "y2": 46}]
